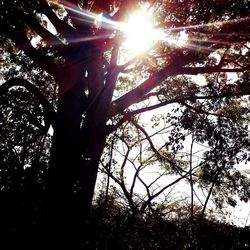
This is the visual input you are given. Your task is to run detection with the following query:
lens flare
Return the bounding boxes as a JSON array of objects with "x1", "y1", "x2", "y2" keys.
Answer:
[{"x1": 120, "y1": 10, "x2": 164, "y2": 54}]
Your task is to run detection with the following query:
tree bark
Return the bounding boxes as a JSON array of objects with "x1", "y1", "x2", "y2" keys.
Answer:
[
  {"x1": 45, "y1": 77, "x2": 85, "y2": 247},
  {"x1": 44, "y1": 53, "x2": 109, "y2": 247}
]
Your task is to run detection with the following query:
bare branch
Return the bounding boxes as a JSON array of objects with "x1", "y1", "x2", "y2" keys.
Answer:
[
  {"x1": 179, "y1": 65, "x2": 250, "y2": 75},
  {"x1": 111, "y1": 88, "x2": 250, "y2": 130},
  {"x1": 181, "y1": 102, "x2": 250, "y2": 121}
]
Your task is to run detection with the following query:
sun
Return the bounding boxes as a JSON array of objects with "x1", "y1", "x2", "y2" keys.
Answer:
[{"x1": 121, "y1": 9, "x2": 163, "y2": 55}]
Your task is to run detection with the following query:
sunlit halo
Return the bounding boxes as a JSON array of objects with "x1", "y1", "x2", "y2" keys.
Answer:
[
  {"x1": 120, "y1": 10, "x2": 189, "y2": 55},
  {"x1": 121, "y1": 10, "x2": 164, "y2": 54},
  {"x1": 164, "y1": 30, "x2": 189, "y2": 47}
]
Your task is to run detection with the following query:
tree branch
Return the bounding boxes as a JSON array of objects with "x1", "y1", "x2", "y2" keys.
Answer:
[
  {"x1": 0, "y1": 20, "x2": 59, "y2": 78},
  {"x1": 181, "y1": 101, "x2": 249, "y2": 121},
  {"x1": 179, "y1": 65, "x2": 250, "y2": 75},
  {"x1": 15, "y1": 9, "x2": 66, "y2": 52},
  {"x1": 108, "y1": 51, "x2": 201, "y2": 118},
  {"x1": 0, "y1": 78, "x2": 56, "y2": 129},
  {"x1": 38, "y1": 0, "x2": 77, "y2": 38},
  {"x1": 110, "y1": 61, "x2": 250, "y2": 119}
]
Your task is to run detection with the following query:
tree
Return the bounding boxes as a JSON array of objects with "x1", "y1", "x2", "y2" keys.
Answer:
[{"x1": 0, "y1": 0, "x2": 250, "y2": 247}]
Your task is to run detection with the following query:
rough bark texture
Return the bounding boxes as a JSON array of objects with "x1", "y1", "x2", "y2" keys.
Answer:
[{"x1": 44, "y1": 40, "x2": 112, "y2": 246}]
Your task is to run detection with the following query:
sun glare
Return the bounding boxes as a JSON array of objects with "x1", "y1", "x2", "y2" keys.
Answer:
[
  {"x1": 121, "y1": 10, "x2": 164, "y2": 54},
  {"x1": 120, "y1": 9, "x2": 188, "y2": 56},
  {"x1": 164, "y1": 30, "x2": 189, "y2": 47}
]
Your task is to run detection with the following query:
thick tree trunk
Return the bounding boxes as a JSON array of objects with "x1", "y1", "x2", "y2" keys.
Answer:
[
  {"x1": 43, "y1": 70, "x2": 109, "y2": 248},
  {"x1": 41, "y1": 35, "x2": 114, "y2": 246},
  {"x1": 45, "y1": 78, "x2": 84, "y2": 247},
  {"x1": 43, "y1": 84, "x2": 97, "y2": 246}
]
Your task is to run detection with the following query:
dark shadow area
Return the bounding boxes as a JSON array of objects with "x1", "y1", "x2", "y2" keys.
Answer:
[{"x1": 0, "y1": 189, "x2": 249, "y2": 250}]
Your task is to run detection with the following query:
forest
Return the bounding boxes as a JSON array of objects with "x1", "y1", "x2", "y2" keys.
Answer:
[{"x1": 0, "y1": 0, "x2": 250, "y2": 249}]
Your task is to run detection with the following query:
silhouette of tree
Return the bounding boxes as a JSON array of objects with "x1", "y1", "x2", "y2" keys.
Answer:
[{"x1": 0, "y1": 0, "x2": 250, "y2": 248}]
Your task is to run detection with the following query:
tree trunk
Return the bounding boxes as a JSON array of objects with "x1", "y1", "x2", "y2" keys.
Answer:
[
  {"x1": 43, "y1": 62, "x2": 109, "y2": 247},
  {"x1": 39, "y1": 33, "x2": 116, "y2": 245},
  {"x1": 44, "y1": 78, "x2": 83, "y2": 246}
]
